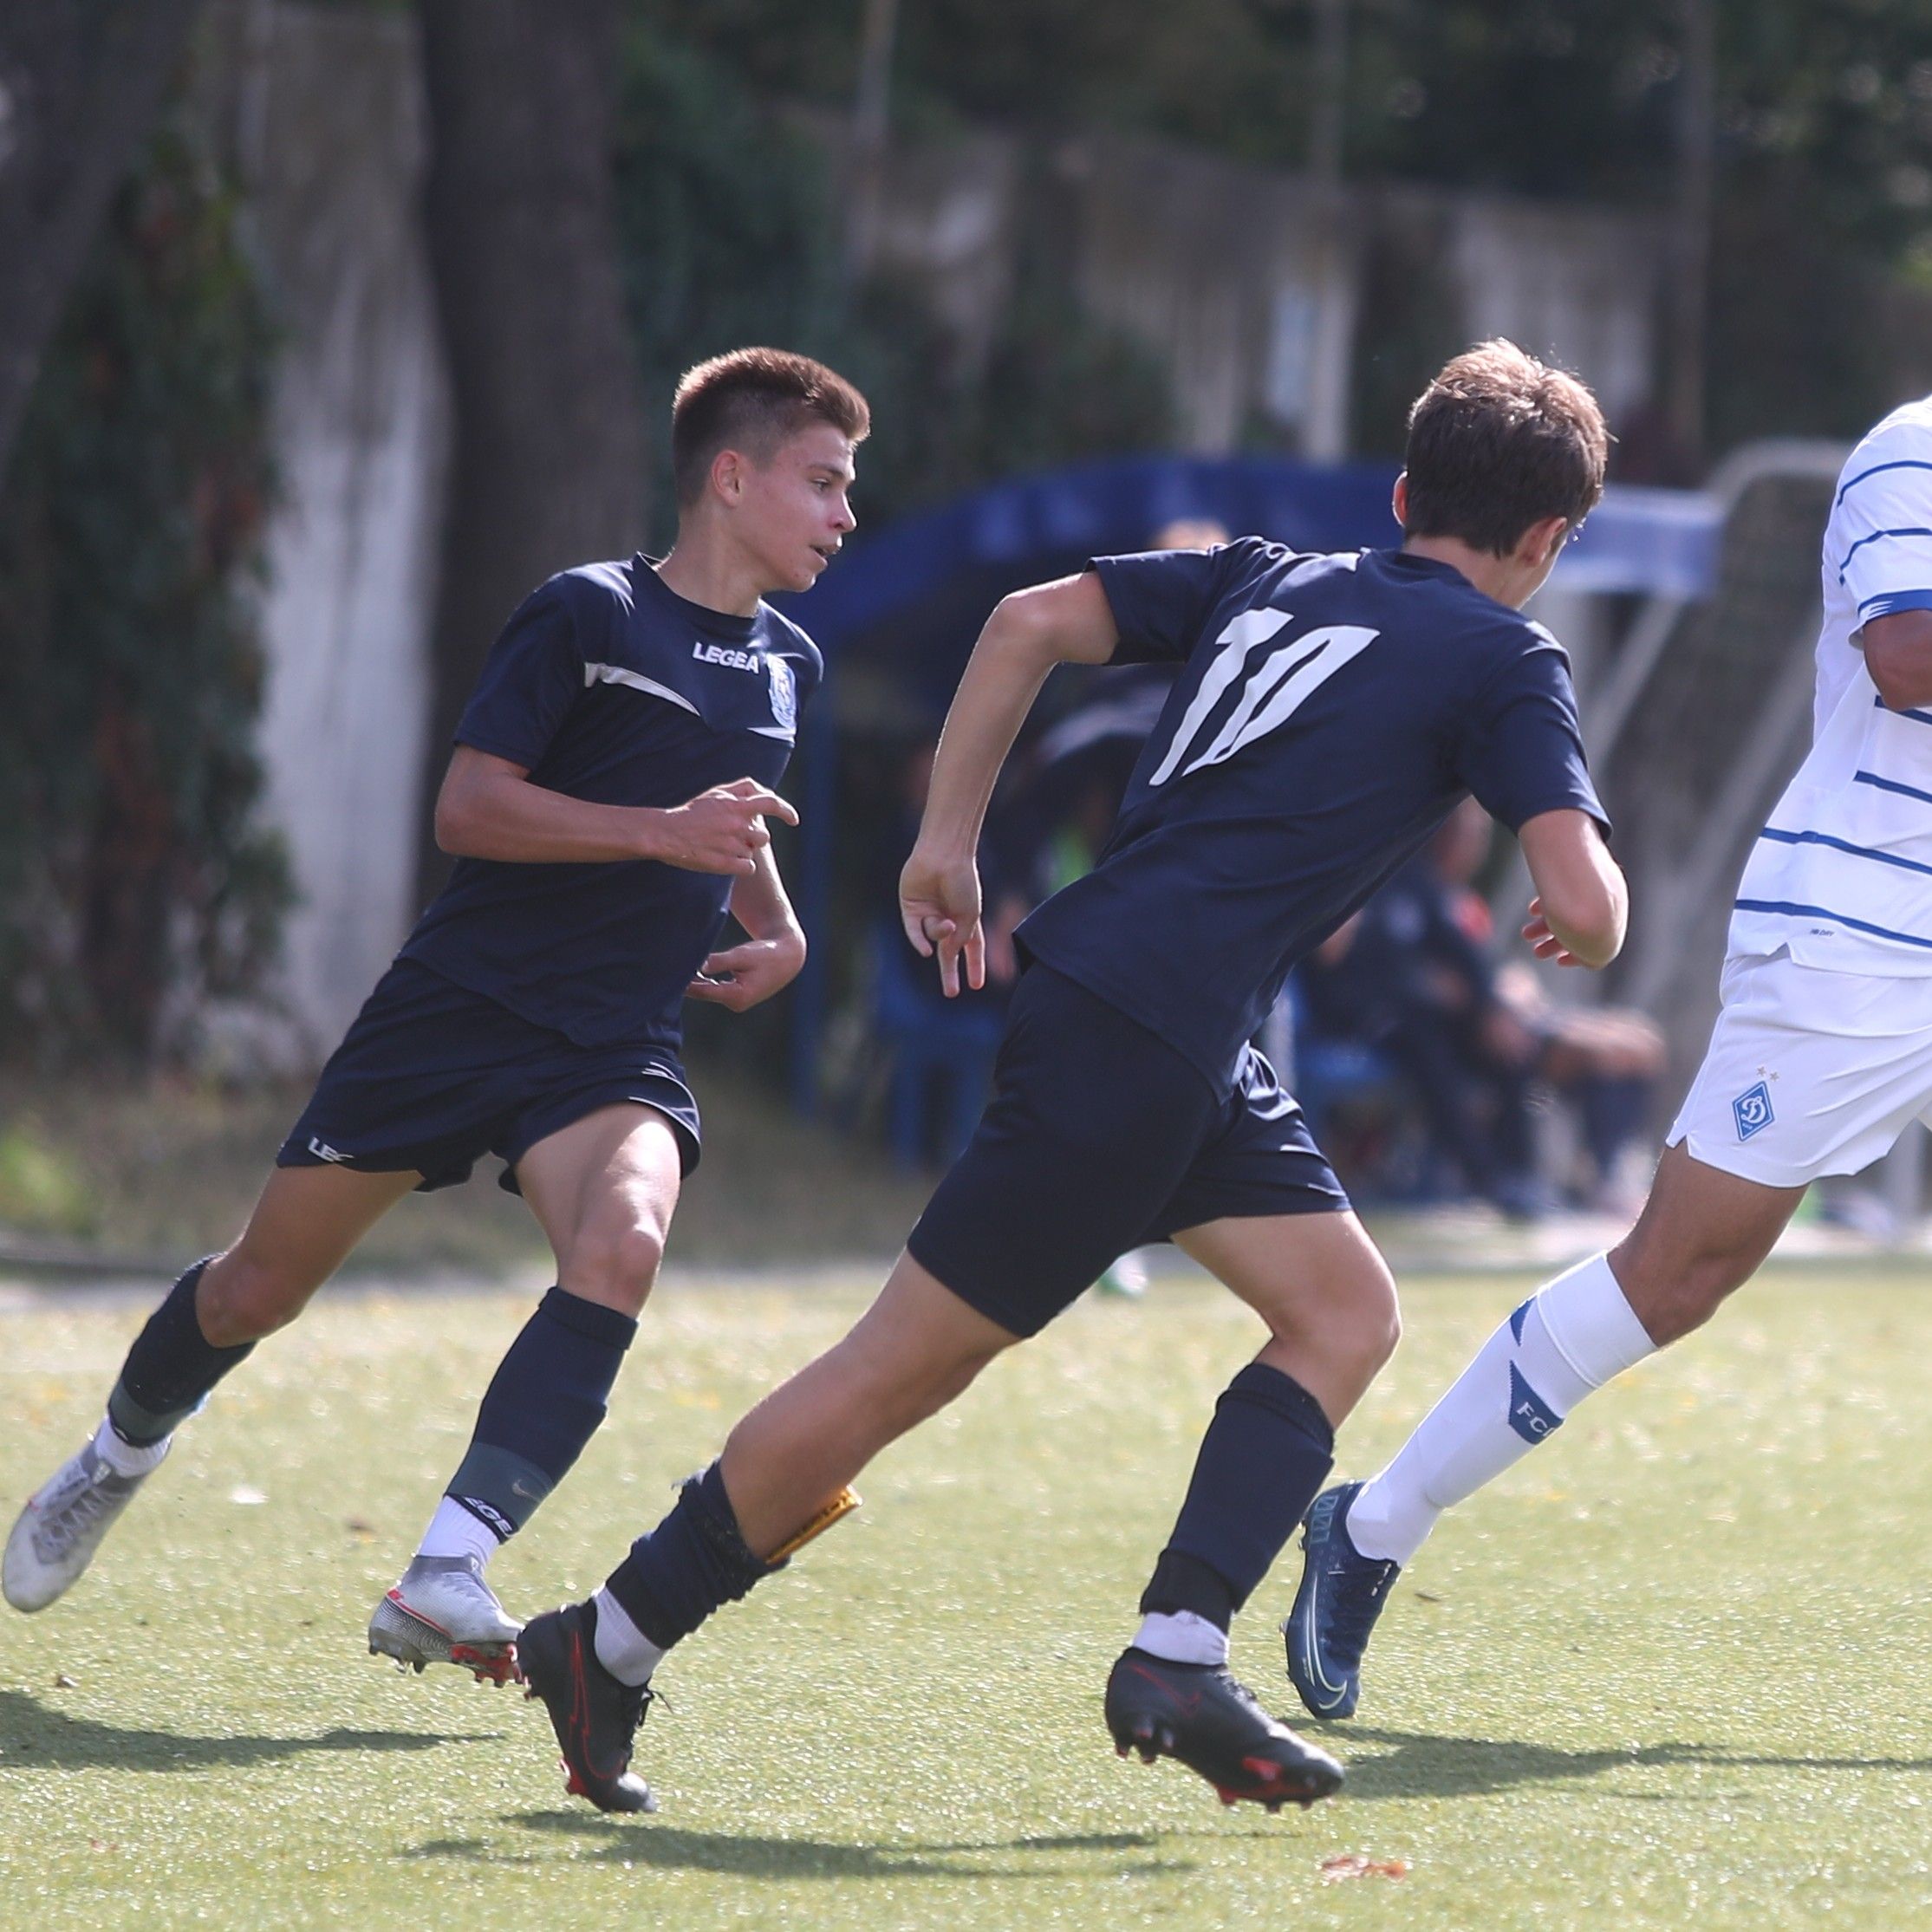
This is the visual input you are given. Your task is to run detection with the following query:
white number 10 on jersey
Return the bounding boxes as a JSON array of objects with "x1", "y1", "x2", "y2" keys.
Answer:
[{"x1": 1148, "y1": 608, "x2": 1380, "y2": 788}]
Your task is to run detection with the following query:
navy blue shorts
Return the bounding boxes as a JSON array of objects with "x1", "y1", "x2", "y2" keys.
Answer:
[
  {"x1": 907, "y1": 965, "x2": 1348, "y2": 1337},
  {"x1": 278, "y1": 959, "x2": 701, "y2": 1194}
]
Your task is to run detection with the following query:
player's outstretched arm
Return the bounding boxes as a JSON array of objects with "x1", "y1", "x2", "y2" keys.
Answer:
[
  {"x1": 686, "y1": 843, "x2": 807, "y2": 1012},
  {"x1": 435, "y1": 748, "x2": 796, "y2": 874},
  {"x1": 1862, "y1": 609, "x2": 1932, "y2": 712},
  {"x1": 1517, "y1": 809, "x2": 1627, "y2": 970},
  {"x1": 901, "y1": 573, "x2": 1120, "y2": 995}
]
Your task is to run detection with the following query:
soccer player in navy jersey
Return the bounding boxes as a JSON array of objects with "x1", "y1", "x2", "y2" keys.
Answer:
[
  {"x1": 3, "y1": 348, "x2": 866, "y2": 1682},
  {"x1": 1285, "y1": 389, "x2": 1932, "y2": 1727},
  {"x1": 517, "y1": 341, "x2": 1630, "y2": 1816}
]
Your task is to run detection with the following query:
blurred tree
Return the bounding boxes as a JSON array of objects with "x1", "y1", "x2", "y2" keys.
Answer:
[
  {"x1": 645, "y1": 0, "x2": 1932, "y2": 459},
  {"x1": 0, "y1": 0, "x2": 203, "y2": 478},
  {"x1": 611, "y1": 20, "x2": 1171, "y2": 542},
  {"x1": 608, "y1": 20, "x2": 1172, "y2": 1083},
  {"x1": 611, "y1": 23, "x2": 839, "y2": 537},
  {"x1": 0, "y1": 108, "x2": 285, "y2": 1065},
  {"x1": 417, "y1": 0, "x2": 649, "y2": 888}
]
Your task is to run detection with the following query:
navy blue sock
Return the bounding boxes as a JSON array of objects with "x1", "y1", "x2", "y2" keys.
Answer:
[
  {"x1": 1140, "y1": 1363, "x2": 1336, "y2": 1631},
  {"x1": 603, "y1": 1460, "x2": 782, "y2": 1649},
  {"x1": 445, "y1": 1286, "x2": 637, "y2": 1541},
  {"x1": 107, "y1": 1259, "x2": 252, "y2": 1445}
]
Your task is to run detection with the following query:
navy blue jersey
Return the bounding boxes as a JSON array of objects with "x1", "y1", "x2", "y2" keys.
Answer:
[
  {"x1": 401, "y1": 555, "x2": 821, "y2": 1049},
  {"x1": 1015, "y1": 541, "x2": 1605, "y2": 1093}
]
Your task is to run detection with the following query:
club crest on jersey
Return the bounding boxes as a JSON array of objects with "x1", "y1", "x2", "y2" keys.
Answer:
[
  {"x1": 767, "y1": 655, "x2": 797, "y2": 732},
  {"x1": 1732, "y1": 1080, "x2": 1774, "y2": 1141}
]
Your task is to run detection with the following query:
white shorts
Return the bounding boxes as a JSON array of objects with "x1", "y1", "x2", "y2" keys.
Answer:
[{"x1": 1668, "y1": 950, "x2": 1932, "y2": 1187}]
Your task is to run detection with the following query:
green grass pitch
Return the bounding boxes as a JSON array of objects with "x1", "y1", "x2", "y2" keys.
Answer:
[{"x1": 4, "y1": 1266, "x2": 1932, "y2": 1929}]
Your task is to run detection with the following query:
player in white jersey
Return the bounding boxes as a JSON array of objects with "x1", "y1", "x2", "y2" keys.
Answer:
[{"x1": 1285, "y1": 395, "x2": 1932, "y2": 1719}]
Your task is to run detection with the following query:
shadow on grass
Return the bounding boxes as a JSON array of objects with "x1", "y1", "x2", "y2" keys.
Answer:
[
  {"x1": 0, "y1": 1690, "x2": 496, "y2": 1773},
  {"x1": 1338, "y1": 1725, "x2": 1932, "y2": 1800},
  {"x1": 395, "y1": 1811, "x2": 1194, "y2": 1882}
]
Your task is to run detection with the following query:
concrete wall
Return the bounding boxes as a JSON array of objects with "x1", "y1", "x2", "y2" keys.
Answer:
[
  {"x1": 185, "y1": 58, "x2": 1672, "y2": 1063},
  {"x1": 1061, "y1": 135, "x2": 1357, "y2": 458},
  {"x1": 850, "y1": 125, "x2": 1670, "y2": 461},
  {"x1": 206, "y1": 2, "x2": 448, "y2": 1061}
]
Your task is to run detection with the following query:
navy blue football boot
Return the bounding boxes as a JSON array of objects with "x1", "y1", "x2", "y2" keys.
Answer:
[{"x1": 1284, "y1": 1481, "x2": 1399, "y2": 1721}]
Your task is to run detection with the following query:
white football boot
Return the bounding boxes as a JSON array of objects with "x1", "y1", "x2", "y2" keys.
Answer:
[
  {"x1": 4, "y1": 1437, "x2": 169, "y2": 1612},
  {"x1": 368, "y1": 1553, "x2": 522, "y2": 1685}
]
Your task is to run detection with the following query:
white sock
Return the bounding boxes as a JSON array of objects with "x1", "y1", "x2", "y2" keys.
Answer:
[
  {"x1": 94, "y1": 1415, "x2": 171, "y2": 1477},
  {"x1": 1348, "y1": 1252, "x2": 1656, "y2": 1567},
  {"x1": 1133, "y1": 1609, "x2": 1230, "y2": 1668},
  {"x1": 415, "y1": 1495, "x2": 503, "y2": 1569},
  {"x1": 592, "y1": 1585, "x2": 666, "y2": 1687}
]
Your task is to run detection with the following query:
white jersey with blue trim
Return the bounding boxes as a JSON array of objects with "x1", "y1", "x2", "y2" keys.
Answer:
[{"x1": 1730, "y1": 394, "x2": 1932, "y2": 974}]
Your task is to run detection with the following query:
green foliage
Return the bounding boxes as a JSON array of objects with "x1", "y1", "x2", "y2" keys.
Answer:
[
  {"x1": 0, "y1": 1123, "x2": 97, "y2": 1237},
  {"x1": 0, "y1": 111, "x2": 287, "y2": 1066},
  {"x1": 612, "y1": 27, "x2": 842, "y2": 540},
  {"x1": 611, "y1": 20, "x2": 1172, "y2": 544},
  {"x1": 835, "y1": 262, "x2": 1174, "y2": 524},
  {"x1": 644, "y1": 0, "x2": 1932, "y2": 248},
  {"x1": 641, "y1": 0, "x2": 1932, "y2": 452}
]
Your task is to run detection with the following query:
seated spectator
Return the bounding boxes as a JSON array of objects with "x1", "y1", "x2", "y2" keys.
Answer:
[{"x1": 1297, "y1": 800, "x2": 1664, "y2": 1217}]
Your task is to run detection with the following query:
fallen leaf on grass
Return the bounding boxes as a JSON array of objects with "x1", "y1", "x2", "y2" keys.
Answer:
[
  {"x1": 1321, "y1": 1854, "x2": 1409, "y2": 1883},
  {"x1": 344, "y1": 1519, "x2": 376, "y2": 1539},
  {"x1": 1414, "y1": 1590, "x2": 1444, "y2": 1603},
  {"x1": 54, "y1": 1673, "x2": 78, "y2": 1688}
]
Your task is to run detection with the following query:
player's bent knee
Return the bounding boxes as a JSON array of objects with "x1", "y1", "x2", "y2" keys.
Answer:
[
  {"x1": 1330, "y1": 1251, "x2": 1402, "y2": 1369},
  {"x1": 1331, "y1": 1291, "x2": 1401, "y2": 1388},
  {"x1": 1616, "y1": 1242, "x2": 1749, "y2": 1347},
  {"x1": 561, "y1": 1221, "x2": 666, "y2": 1313},
  {"x1": 1366, "y1": 1297, "x2": 1402, "y2": 1373},
  {"x1": 1641, "y1": 1262, "x2": 1740, "y2": 1346},
  {"x1": 197, "y1": 1250, "x2": 316, "y2": 1345}
]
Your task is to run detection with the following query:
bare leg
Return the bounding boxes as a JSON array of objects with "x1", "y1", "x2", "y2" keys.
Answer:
[
  {"x1": 1172, "y1": 1208, "x2": 1402, "y2": 1425},
  {"x1": 719, "y1": 1252, "x2": 1020, "y2": 1558},
  {"x1": 398, "y1": 1104, "x2": 682, "y2": 1573},
  {"x1": 4, "y1": 1160, "x2": 420, "y2": 1616},
  {"x1": 196, "y1": 1163, "x2": 421, "y2": 1345},
  {"x1": 1609, "y1": 1141, "x2": 1806, "y2": 1343},
  {"x1": 515, "y1": 1103, "x2": 683, "y2": 1317},
  {"x1": 718, "y1": 1213, "x2": 1396, "y2": 1564},
  {"x1": 1340, "y1": 1142, "x2": 1806, "y2": 1577}
]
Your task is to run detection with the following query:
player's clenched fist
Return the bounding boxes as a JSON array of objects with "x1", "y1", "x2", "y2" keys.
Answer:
[{"x1": 651, "y1": 778, "x2": 800, "y2": 874}]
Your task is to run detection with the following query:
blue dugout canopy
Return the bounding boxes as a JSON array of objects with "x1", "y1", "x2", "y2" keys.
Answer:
[
  {"x1": 783, "y1": 453, "x2": 1720, "y2": 660},
  {"x1": 776, "y1": 452, "x2": 1721, "y2": 1108}
]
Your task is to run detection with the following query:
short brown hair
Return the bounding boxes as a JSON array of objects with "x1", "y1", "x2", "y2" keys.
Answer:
[
  {"x1": 1402, "y1": 340, "x2": 1608, "y2": 556},
  {"x1": 670, "y1": 348, "x2": 870, "y2": 507}
]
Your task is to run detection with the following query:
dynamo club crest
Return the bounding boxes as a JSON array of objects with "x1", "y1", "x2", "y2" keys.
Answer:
[
  {"x1": 1732, "y1": 1079, "x2": 1774, "y2": 1141},
  {"x1": 767, "y1": 655, "x2": 797, "y2": 734}
]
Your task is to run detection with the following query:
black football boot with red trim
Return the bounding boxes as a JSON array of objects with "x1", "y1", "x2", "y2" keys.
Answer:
[
  {"x1": 517, "y1": 1599, "x2": 658, "y2": 1814},
  {"x1": 1103, "y1": 1646, "x2": 1345, "y2": 1812}
]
